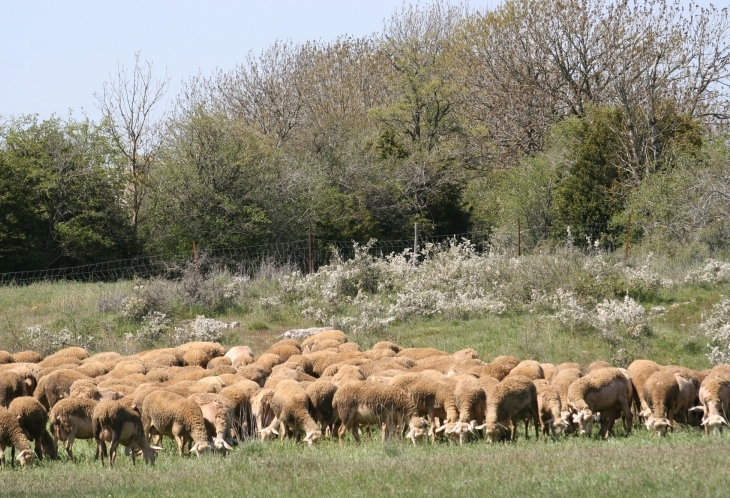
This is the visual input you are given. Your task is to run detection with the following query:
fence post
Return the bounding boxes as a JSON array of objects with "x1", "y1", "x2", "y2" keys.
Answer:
[
  {"x1": 518, "y1": 218, "x2": 521, "y2": 257},
  {"x1": 624, "y1": 213, "x2": 632, "y2": 262},
  {"x1": 308, "y1": 222, "x2": 313, "y2": 275},
  {"x1": 192, "y1": 240, "x2": 198, "y2": 266},
  {"x1": 414, "y1": 222, "x2": 419, "y2": 258}
]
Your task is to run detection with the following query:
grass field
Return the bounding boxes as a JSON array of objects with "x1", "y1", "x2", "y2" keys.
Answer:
[
  {"x1": 2, "y1": 429, "x2": 730, "y2": 497},
  {"x1": 1, "y1": 273, "x2": 729, "y2": 496}
]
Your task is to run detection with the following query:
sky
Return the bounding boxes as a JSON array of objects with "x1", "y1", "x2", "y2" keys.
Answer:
[
  {"x1": 1, "y1": 0, "x2": 719, "y2": 123},
  {"x1": 0, "y1": 0, "x2": 415, "y2": 122}
]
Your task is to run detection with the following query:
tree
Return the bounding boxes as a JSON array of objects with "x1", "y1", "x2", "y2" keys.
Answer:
[{"x1": 95, "y1": 52, "x2": 170, "y2": 251}]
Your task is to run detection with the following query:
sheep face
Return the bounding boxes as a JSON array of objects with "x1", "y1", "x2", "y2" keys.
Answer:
[
  {"x1": 546, "y1": 418, "x2": 567, "y2": 439},
  {"x1": 702, "y1": 415, "x2": 729, "y2": 436},
  {"x1": 142, "y1": 445, "x2": 163, "y2": 465},
  {"x1": 303, "y1": 429, "x2": 321, "y2": 446},
  {"x1": 646, "y1": 417, "x2": 672, "y2": 437},
  {"x1": 484, "y1": 422, "x2": 508, "y2": 443},
  {"x1": 16, "y1": 449, "x2": 33, "y2": 468},
  {"x1": 573, "y1": 409, "x2": 594, "y2": 436},
  {"x1": 406, "y1": 417, "x2": 427, "y2": 445}
]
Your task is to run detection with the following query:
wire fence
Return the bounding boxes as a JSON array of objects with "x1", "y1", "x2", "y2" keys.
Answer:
[{"x1": 0, "y1": 221, "x2": 626, "y2": 286}]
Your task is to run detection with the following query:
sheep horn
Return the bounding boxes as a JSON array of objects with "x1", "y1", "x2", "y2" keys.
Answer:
[
  {"x1": 150, "y1": 446, "x2": 163, "y2": 451},
  {"x1": 189, "y1": 443, "x2": 200, "y2": 453},
  {"x1": 435, "y1": 425, "x2": 448, "y2": 433},
  {"x1": 406, "y1": 429, "x2": 415, "y2": 439}
]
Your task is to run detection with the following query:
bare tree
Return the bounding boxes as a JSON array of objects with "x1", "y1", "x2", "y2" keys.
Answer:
[{"x1": 95, "y1": 52, "x2": 170, "y2": 249}]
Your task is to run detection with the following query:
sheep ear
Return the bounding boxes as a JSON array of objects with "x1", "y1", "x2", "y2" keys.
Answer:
[
  {"x1": 189, "y1": 443, "x2": 200, "y2": 453},
  {"x1": 150, "y1": 446, "x2": 163, "y2": 451},
  {"x1": 722, "y1": 417, "x2": 730, "y2": 426},
  {"x1": 689, "y1": 406, "x2": 705, "y2": 413},
  {"x1": 543, "y1": 418, "x2": 553, "y2": 426},
  {"x1": 271, "y1": 428, "x2": 279, "y2": 436},
  {"x1": 303, "y1": 432, "x2": 313, "y2": 442},
  {"x1": 435, "y1": 425, "x2": 448, "y2": 433},
  {"x1": 475, "y1": 423, "x2": 487, "y2": 430},
  {"x1": 701, "y1": 418, "x2": 709, "y2": 425}
]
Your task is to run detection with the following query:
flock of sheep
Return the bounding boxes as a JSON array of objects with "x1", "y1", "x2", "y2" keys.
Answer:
[{"x1": 0, "y1": 328, "x2": 728, "y2": 469}]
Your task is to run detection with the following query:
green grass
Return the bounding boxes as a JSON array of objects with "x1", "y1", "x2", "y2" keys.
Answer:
[{"x1": 3, "y1": 429, "x2": 730, "y2": 497}]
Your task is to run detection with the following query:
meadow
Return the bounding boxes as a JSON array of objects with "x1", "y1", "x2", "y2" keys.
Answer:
[{"x1": 2, "y1": 246, "x2": 730, "y2": 496}]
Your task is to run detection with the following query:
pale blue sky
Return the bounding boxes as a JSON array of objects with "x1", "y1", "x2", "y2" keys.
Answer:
[
  {"x1": 0, "y1": 0, "x2": 416, "y2": 121},
  {"x1": 1, "y1": 0, "x2": 718, "y2": 122}
]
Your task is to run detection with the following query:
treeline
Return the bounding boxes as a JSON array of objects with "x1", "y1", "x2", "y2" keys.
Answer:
[{"x1": 2, "y1": 0, "x2": 730, "y2": 273}]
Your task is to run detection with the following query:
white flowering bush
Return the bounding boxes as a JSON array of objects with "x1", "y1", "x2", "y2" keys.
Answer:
[
  {"x1": 20, "y1": 325, "x2": 93, "y2": 356},
  {"x1": 591, "y1": 295, "x2": 648, "y2": 339},
  {"x1": 173, "y1": 315, "x2": 232, "y2": 345},
  {"x1": 685, "y1": 259, "x2": 730, "y2": 286},
  {"x1": 135, "y1": 312, "x2": 172, "y2": 346},
  {"x1": 699, "y1": 298, "x2": 730, "y2": 365}
]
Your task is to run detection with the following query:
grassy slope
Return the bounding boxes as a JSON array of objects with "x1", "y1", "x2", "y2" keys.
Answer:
[
  {"x1": 2, "y1": 431, "x2": 730, "y2": 497},
  {"x1": 1, "y1": 280, "x2": 728, "y2": 496}
]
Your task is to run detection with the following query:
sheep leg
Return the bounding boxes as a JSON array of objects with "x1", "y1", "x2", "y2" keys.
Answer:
[
  {"x1": 10, "y1": 446, "x2": 14, "y2": 469},
  {"x1": 109, "y1": 434, "x2": 121, "y2": 468},
  {"x1": 0, "y1": 444, "x2": 5, "y2": 468},
  {"x1": 174, "y1": 435, "x2": 185, "y2": 457},
  {"x1": 66, "y1": 430, "x2": 77, "y2": 460},
  {"x1": 97, "y1": 439, "x2": 106, "y2": 466},
  {"x1": 337, "y1": 422, "x2": 348, "y2": 445}
]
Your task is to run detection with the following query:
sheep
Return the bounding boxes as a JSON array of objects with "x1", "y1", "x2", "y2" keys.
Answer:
[
  {"x1": 412, "y1": 355, "x2": 457, "y2": 374},
  {"x1": 141, "y1": 390, "x2": 213, "y2": 456},
  {"x1": 301, "y1": 330, "x2": 347, "y2": 352},
  {"x1": 314, "y1": 352, "x2": 367, "y2": 377},
  {"x1": 443, "y1": 376, "x2": 487, "y2": 445},
  {"x1": 8, "y1": 397, "x2": 56, "y2": 461},
  {"x1": 0, "y1": 406, "x2": 34, "y2": 468},
  {"x1": 34, "y1": 369, "x2": 90, "y2": 410},
  {"x1": 48, "y1": 397, "x2": 98, "y2": 459},
  {"x1": 397, "y1": 348, "x2": 449, "y2": 361},
  {"x1": 92, "y1": 400, "x2": 162, "y2": 467},
  {"x1": 390, "y1": 372, "x2": 458, "y2": 441},
  {"x1": 332, "y1": 382, "x2": 427, "y2": 445},
  {"x1": 586, "y1": 361, "x2": 613, "y2": 373},
  {"x1": 330, "y1": 365, "x2": 366, "y2": 386},
  {"x1": 307, "y1": 339, "x2": 343, "y2": 353},
  {"x1": 694, "y1": 373, "x2": 730, "y2": 435},
  {"x1": 266, "y1": 380, "x2": 321, "y2": 445},
  {"x1": 541, "y1": 363, "x2": 556, "y2": 382},
  {"x1": 10, "y1": 351, "x2": 42, "y2": 363},
  {"x1": 627, "y1": 359, "x2": 662, "y2": 417},
  {"x1": 225, "y1": 345, "x2": 254, "y2": 363},
  {"x1": 372, "y1": 341, "x2": 403, "y2": 353},
  {"x1": 38, "y1": 356, "x2": 83, "y2": 369},
  {"x1": 553, "y1": 362, "x2": 582, "y2": 376},
  {"x1": 305, "y1": 380, "x2": 339, "y2": 436},
  {"x1": 177, "y1": 341, "x2": 226, "y2": 357},
  {"x1": 207, "y1": 357, "x2": 233, "y2": 370},
  {"x1": 8, "y1": 363, "x2": 41, "y2": 397},
  {"x1": 358, "y1": 359, "x2": 410, "y2": 378},
  {"x1": 505, "y1": 360, "x2": 544, "y2": 381},
  {"x1": 140, "y1": 349, "x2": 184, "y2": 368},
  {"x1": 0, "y1": 371, "x2": 26, "y2": 407},
  {"x1": 265, "y1": 343, "x2": 302, "y2": 363},
  {"x1": 251, "y1": 388, "x2": 276, "y2": 438},
  {"x1": 364, "y1": 348, "x2": 397, "y2": 360},
  {"x1": 484, "y1": 356, "x2": 521, "y2": 381},
  {"x1": 83, "y1": 352, "x2": 122, "y2": 363},
  {"x1": 641, "y1": 370, "x2": 679, "y2": 436},
  {"x1": 254, "y1": 353, "x2": 284, "y2": 372},
  {"x1": 45, "y1": 346, "x2": 89, "y2": 362},
  {"x1": 662, "y1": 366, "x2": 699, "y2": 423},
  {"x1": 452, "y1": 348, "x2": 479, "y2": 360},
  {"x1": 550, "y1": 368, "x2": 582, "y2": 432},
  {"x1": 0, "y1": 351, "x2": 13, "y2": 365},
  {"x1": 568, "y1": 367, "x2": 633, "y2": 438},
  {"x1": 232, "y1": 354, "x2": 256, "y2": 370},
  {"x1": 532, "y1": 380, "x2": 566, "y2": 439},
  {"x1": 187, "y1": 393, "x2": 235, "y2": 450},
  {"x1": 76, "y1": 362, "x2": 113, "y2": 378},
  {"x1": 274, "y1": 355, "x2": 315, "y2": 377},
  {"x1": 237, "y1": 363, "x2": 270, "y2": 387},
  {"x1": 220, "y1": 380, "x2": 260, "y2": 440},
  {"x1": 481, "y1": 375, "x2": 539, "y2": 443}
]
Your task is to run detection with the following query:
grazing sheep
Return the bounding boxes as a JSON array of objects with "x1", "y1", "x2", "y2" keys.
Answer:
[
  {"x1": 568, "y1": 367, "x2": 633, "y2": 438},
  {"x1": 533, "y1": 380, "x2": 566, "y2": 439},
  {"x1": 482, "y1": 375, "x2": 539, "y2": 443},
  {"x1": 452, "y1": 348, "x2": 479, "y2": 360},
  {"x1": 8, "y1": 397, "x2": 57, "y2": 461},
  {"x1": 10, "y1": 351, "x2": 42, "y2": 364},
  {"x1": 662, "y1": 366, "x2": 699, "y2": 424},
  {"x1": 301, "y1": 330, "x2": 347, "y2": 352},
  {"x1": 390, "y1": 373, "x2": 459, "y2": 440},
  {"x1": 45, "y1": 346, "x2": 89, "y2": 362},
  {"x1": 541, "y1": 363, "x2": 556, "y2": 382},
  {"x1": 187, "y1": 393, "x2": 235, "y2": 450},
  {"x1": 0, "y1": 351, "x2": 13, "y2": 365},
  {"x1": 0, "y1": 371, "x2": 26, "y2": 407},
  {"x1": 8, "y1": 363, "x2": 41, "y2": 396},
  {"x1": 34, "y1": 369, "x2": 90, "y2": 410},
  {"x1": 220, "y1": 380, "x2": 260, "y2": 440},
  {"x1": 332, "y1": 382, "x2": 426, "y2": 445},
  {"x1": 0, "y1": 406, "x2": 34, "y2": 468},
  {"x1": 265, "y1": 344, "x2": 302, "y2": 363},
  {"x1": 251, "y1": 388, "x2": 276, "y2": 438},
  {"x1": 93, "y1": 400, "x2": 162, "y2": 467},
  {"x1": 337, "y1": 343, "x2": 362, "y2": 354},
  {"x1": 641, "y1": 370, "x2": 680, "y2": 436},
  {"x1": 76, "y1": 362, "x2": 114, "y2": 378},
  {"x1": 141, "y1": 391, "x2": 212, "y2": 456},
  {"x1": 484, "y1": 356, "x2": 521, "y2": 381},
  {"x1": 446, "y1": 376, "x2": 487, "y2": 445},
  {"x1": 330, "y1": 365, "x2": 366, "y2": 386},
  {"x1": 551, "y1": 368, "x2": 582, "y2": 432},
  {"x1": 83, "y1": 352, "x2": 122, "y2": 363},
  {"x1": 267, "y1": 380, "x2": 321, "y2": 445},
  {"x1": 48, "y1": 397, "x2": 98, "y2": 459},
  {"x1": 627, "y1": 359, "x2": 662, "y2": 417},
  {"x1": 207, "y1": 357, "x2": 233, "y2": 370},
  {"x1": 321, "y1": 359, "x2": 369, "y2": 377},
  {"x1": 254, "y1": 353, "x2": 284, "y2": 372},
  {"x1": 694, "y1": 373, "x2": 730, "y2": 435},
  {"x1": 237, "y1": 363, "x2": 270, "y2": 387},
  {"x1": 140, "y1": 349, "x2": 184, "y2": 368},
  {"x1": 372, "y1": 341, "x2": 402, "y2": 353},
  {"x1": 506, "y1": 361, "x2": 544, "y2": 381},
  {"x1": 553, "y1": 363, "x2": 582, "y2": 376},
  {"x1": 364, "y1": 348, "x2": 397, "y2": 360},
  {"x1": 307, "y1": 339, "x2": 343, "y2": 353},
  {"x1": 305, "y1": 380, "x2": 339, "y2": 436},
  {"x1": 38, "y1": 356, "x2": 83, "y2": 369},
  {"x1": 225, "y1": 345, "x2": 254, "y2": 363}
]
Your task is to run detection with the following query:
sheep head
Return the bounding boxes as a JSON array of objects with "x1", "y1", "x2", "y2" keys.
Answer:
[
  {"x1": 646, "y1": 417, "x2": 672, "y2": 437},
  {"x1": 16, "y1": 449, "x2": 33, "y2": 468},
  {"x1": 544, "y1": 418, "x2": 567, "y2": 439},
  {"x1": 303, "y1": 429, "x2": 321, "y2": 446},
  {"x1": 189, "y1": 441, "x2": 212, "y2": 457},
  {"x1": 406, "y1": 416, "x2": 427, "y2": 445},
  {"x1": 702, "y1": 415, "x2": 729, "y2": 436},
  {"x1": 213, "y1": 437, "x2": 234, "y2": 451},
  {"x1": 482, "y1": 422, "x2": 508, "y2": 443},
  {"x1": 573, "y1": 409, "x2": 594, "y2": 436}
]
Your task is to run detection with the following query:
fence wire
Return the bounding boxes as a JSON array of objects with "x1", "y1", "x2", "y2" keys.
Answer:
[{"x1": 0, "y1": 223, "x2": 622, "y2": 285}]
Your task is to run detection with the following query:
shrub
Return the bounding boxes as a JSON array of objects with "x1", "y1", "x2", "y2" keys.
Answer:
[{"x1": 699, "y1": 298, "x2": 730, "y2": 365}]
